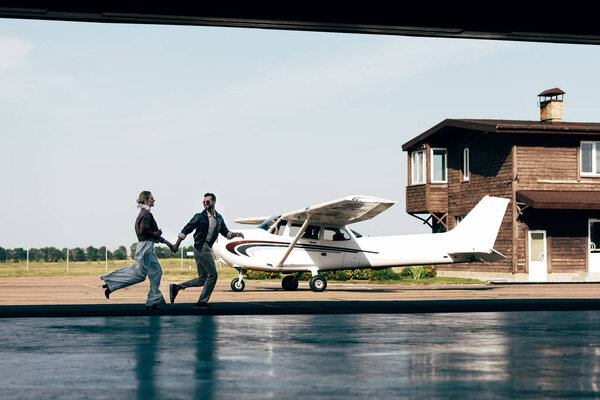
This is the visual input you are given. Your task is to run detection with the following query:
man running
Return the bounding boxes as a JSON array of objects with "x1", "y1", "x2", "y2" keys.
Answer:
[{"x1": 170, "y1": 193, "x2": 243, "y2": 307}]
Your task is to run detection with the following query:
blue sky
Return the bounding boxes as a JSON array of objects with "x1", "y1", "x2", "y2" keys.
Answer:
[{"x1": 1, "y1": 18, "x2": 600, "y2": 250}]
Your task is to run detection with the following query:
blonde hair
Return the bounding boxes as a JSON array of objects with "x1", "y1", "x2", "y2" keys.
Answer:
[{"x1": 137, "y1": 191, "x2": 152, "y2": 205}]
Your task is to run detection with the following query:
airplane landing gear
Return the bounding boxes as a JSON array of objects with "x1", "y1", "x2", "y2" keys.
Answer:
[
  {"x1": 231, "y1": 270, "x2": 245, "y2": 292},
  {"x1": 281, "y1": 275, "x2": 299, "y2": 291},
  {"x1": 309, "y1": 275, "x2": 327, "y2": 292},
  {"x1": 230, "y1": 278, "x2": 245, "y2": 292}
]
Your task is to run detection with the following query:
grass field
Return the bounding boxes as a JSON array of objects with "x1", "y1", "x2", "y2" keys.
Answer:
[{"x1": 0, "y1": 259, "x2": 485, "y2": 285}]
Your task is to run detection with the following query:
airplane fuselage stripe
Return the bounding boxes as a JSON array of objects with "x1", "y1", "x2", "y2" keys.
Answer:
[{"x1": 225, "y1": 240, "x2": 378, "y2": 257}]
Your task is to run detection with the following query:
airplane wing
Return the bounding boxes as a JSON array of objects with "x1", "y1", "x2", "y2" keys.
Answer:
[
  {"x1": 233, "y1": 216, "x2": 271, "y2": 225},
  {"x1": 280, "y1": 195, "x2": 396, "y2": 226}
]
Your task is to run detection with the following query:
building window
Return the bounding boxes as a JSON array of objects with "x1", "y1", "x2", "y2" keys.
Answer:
[
  {"x1": 581, "y1": 141, "x2": 600, "y2": 176},
  {"x1": 456, "y1": 215, "x2": 465, "y2": 225},
  {"x1": 431, "y1": 148, "x2": 447, "y2": 183},
  {"x1": 462, "y1": 148, "x2": 470, "y2": 181},
  {"x1": 411, "y1": 149, "x2": 426, "y2": 185}
]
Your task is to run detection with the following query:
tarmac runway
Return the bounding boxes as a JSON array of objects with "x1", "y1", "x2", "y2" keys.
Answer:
[{"x1": 2, "y1": 277, "x2": 600, "y2": 317}]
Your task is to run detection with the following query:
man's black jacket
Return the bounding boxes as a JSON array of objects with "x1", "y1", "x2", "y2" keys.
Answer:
[{"x1": 180, "y1": 210, "x2": 231, "y2": 251}]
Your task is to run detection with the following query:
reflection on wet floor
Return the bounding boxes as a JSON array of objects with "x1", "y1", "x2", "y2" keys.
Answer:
[{"x1": 1, "y1": 311, "x2": 600, "y2": 399}]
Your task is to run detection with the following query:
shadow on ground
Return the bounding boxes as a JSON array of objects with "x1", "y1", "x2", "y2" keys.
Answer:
[{"x1": 3, "y1": 298, "x2": 600, "y2": 318}]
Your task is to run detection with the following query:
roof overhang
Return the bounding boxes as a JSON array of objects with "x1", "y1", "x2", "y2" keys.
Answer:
[
  {"x1": 1, "y1": 2, "x2": 600, "y2": 45},
  {"x1": 401, "y1": 119, "x2": 600, "y2": 151},
  {"x1": 517, "y1": 190, "x2": 600, "y2": 210}
]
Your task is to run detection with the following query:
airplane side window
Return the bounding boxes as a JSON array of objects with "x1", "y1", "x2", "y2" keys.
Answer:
[
  {"x1": 303, "y1": 225, "x2": 321, "y2": 240},
  {"x1": 324, "y1": 227, "x2": 351, "y2": 241},
  {"x1": 290, "y1": 223, "x2": 321, "y2": 239},
  {"x1": 289, "y1": 224, "x2": 301, "y2": 237}
]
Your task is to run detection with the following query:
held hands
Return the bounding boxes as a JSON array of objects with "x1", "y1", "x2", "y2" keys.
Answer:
[
  {"x1": 163, "y1": 239, "x2": 177, "y2": 253},
  {"x1": 235, "y1": 232, "x2": 245, "y2": 239},
  {"x1": 160, "y1": 238, "x2": 176, "y2": 253}
]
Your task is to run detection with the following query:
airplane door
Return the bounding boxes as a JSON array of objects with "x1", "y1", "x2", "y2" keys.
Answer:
[
  {"x1": 528, "y1": 230, "x2": 547, "y2": 282},
  {"x1": 320, "y1": 227, "x2": 356, "y2": 269},
  {"x1": 287, "y1": 223, "x2": 322, "y2": 267}
]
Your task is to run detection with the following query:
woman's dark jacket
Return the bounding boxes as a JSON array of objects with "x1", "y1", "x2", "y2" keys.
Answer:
[{"x1": 135, "y1": 209, "x2": 162, "y2": 242}]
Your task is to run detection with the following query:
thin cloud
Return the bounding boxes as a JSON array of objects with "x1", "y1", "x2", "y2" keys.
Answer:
[
  {"x1": 179, "y1": 38, "x2": 517, "y2": 130},
  {"x1": 0, "y1": 35, "x2": 34, "y2": 74}
]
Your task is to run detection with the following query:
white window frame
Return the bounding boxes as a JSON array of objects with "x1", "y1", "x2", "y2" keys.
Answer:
[
  {"x1": 462, "y1": 147, "x2": 470, "y2": 181},
  {"x1": 410, "y1": 149, "x2": 426, "y2": 185},
  {"x1": 430, "y1": 148, "x2": 447, "y2": 183},
  {"x1": 581, "y1": 141, "x2": 600, "y2": 176}
]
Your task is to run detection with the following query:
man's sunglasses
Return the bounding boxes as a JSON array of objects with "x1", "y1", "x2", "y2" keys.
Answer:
[{"x1": 203, "y1": 200, "x2": 212, "y2": 204}]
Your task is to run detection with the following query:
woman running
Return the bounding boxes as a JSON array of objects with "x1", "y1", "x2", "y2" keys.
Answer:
[{"x1": 101, "y1": 190, "x2": 174, "y2": 310}]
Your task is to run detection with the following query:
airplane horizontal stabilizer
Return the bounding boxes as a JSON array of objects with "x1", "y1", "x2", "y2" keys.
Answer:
[{"x1": 448, "y1": 249, "x2": 506, "y2": 263}]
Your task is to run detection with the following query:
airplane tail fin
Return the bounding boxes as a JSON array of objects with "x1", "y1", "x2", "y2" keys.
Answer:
[{"x1": 447, "y1": 195, "x2": 510, "y2": 262}]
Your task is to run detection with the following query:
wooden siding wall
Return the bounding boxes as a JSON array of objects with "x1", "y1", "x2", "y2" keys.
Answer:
[
  {"x1": 515, "y1": 137, "x2": 600, "y2": 274},
  {"x1": 432, "y1": 133, "x2": 514, "y2": 274},
  {"x1": 406, "y1": 185, "x2": 427, "y2": 213},
  {"x1": 429, "y1": 184, "x2": 449, "y2": 213},
  {"x1": 405, "y1": 184, "x2": 449, "y2": 214},
  {"x1": 405, "y1": 184, "x2": 448, "y2": 214},
  {"x1": 516, "y1": 210, "x2": 600, "y2": 273},
  {"x1": 516, "y1": 137, "x2": 600, "y2": 191}
]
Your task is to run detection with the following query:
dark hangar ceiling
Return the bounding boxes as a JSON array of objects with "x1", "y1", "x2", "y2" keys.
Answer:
[{"x1": 0, "y1": 1, "x2": 598, "y2": 45}]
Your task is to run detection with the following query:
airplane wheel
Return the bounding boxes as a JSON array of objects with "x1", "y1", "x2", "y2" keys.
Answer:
[
  {"x1": 309, "y1": 275, "x2": 327, "y2": 292},
  {"x1": 281, "y1": 275, "x2": 299, "y2": 291},
  {"x1": 230, "y1": 278, "x2": 245, "y2": 292}
]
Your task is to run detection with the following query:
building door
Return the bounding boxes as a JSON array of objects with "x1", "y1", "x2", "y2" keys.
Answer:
[
  {"x1": 589, "y1": 219, "x2": 600, "y2": 273},
  {"x1": 528, "y1": 230, "x2": 547, "y2": 282}
]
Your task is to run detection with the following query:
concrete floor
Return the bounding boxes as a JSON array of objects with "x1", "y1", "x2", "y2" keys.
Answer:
[
  {"x1": 4, "y1": 277, "x2": 600, "y2": 306},
  {"x1": 2, "y1": 312, "x2": 600, "y2": 399},
  {"x1": 3, "y1": 278, "x2": 600, "y2": 398}
]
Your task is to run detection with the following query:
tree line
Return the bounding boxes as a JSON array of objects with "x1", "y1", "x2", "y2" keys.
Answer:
[{"x1": 0, "y1": 244, "x2": 196, "y2": 263}]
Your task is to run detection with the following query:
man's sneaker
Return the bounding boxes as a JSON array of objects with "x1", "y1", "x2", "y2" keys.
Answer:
[
  {"x1": 194, "y1": 301, "x2": 213, "y2": 308},
  {"x1": 170, "y1": 284, "x2": 180, "y2": 304}
]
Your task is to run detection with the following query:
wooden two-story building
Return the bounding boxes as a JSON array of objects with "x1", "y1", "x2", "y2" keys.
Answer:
[{"x1": 402, "y1": 89, "x2": 600, "y2": 281}]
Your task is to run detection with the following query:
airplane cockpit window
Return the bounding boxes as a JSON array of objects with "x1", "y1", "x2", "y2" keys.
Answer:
[
  {"x1": 259, "y1": 215, "x2": 280, "y2": 231},
  {"x1": 275, "y1": 219, "x2": 287, "y2": 236},
  {"x1": 289, "y1": 223, "x2": 321, "y2": 240},
  {"x1": 350, "y1": 229, "x2": 363, "y2": 238},
  {"x1": 324, "y1": 227, "x2": 351, "y2": 241}
]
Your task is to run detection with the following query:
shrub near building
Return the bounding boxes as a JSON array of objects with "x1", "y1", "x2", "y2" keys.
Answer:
[{"x1": 245, "y1": 267, "x2": 437, "y2": 282}]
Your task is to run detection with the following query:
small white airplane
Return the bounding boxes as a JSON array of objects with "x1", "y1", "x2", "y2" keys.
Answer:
[{"x1": 213, "y1": 195, "x2": 510, "y2": 292}]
